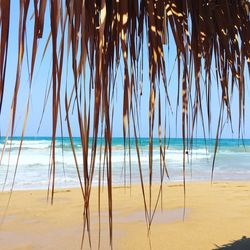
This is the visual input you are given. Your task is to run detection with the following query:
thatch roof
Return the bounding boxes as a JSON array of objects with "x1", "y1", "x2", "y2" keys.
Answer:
[{"x1": 0, "y1": 0, "x2": 249, "y2": 248}]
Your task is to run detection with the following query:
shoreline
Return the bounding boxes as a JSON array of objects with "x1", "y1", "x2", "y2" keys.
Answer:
[
  {"x1": 1, "y1": 181, "x2": 250, "y2": 249},
  {"x1": 2, "y1": 177, "x2": 250, "y2": 191}
]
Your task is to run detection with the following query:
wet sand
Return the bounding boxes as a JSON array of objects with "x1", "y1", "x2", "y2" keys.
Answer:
[{"x1": 1, "y1": 181, "x2": 250, "y2": 249}]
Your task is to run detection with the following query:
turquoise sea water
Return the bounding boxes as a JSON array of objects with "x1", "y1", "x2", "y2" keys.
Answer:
[{"x1": 0, "y1": 137, "x2": 250, "y2": 190}]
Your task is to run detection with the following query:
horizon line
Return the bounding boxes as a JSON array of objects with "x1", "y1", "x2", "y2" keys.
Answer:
[{"x1": 1, "y1": 136, "x2": 250, "y2": 140}]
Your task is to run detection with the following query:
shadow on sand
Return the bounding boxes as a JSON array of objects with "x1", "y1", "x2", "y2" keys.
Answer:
[{"x1": 214, "y1": 236, "x2": 250, "y2": 250}]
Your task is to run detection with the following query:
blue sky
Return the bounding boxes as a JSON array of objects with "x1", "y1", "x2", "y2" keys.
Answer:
[{"x1": 0, "y1": 2, "x2": 249, "y2": 139}]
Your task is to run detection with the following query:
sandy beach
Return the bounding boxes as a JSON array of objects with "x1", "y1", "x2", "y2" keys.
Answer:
[{"x1": 1, "y1": 181, "x2": 250, "y2": 250}]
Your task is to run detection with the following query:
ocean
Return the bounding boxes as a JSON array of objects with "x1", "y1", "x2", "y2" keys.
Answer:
[{"x1": 0, "y1": 137, "x2": 250, "y2": 190}]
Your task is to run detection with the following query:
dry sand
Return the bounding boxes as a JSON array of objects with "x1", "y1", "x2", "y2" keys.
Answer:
[{"x1": 1, "y1": 181, "x2": 250, "y2": 249}]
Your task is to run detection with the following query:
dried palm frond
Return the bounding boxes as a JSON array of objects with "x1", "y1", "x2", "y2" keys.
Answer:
[{"x1": 0, "y1": 0, "x2": 249, "y2": 248}]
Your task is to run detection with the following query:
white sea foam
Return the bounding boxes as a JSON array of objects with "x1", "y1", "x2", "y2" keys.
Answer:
[{"x1": 1, "y1": 138, "x2": 250, "y2": 190}]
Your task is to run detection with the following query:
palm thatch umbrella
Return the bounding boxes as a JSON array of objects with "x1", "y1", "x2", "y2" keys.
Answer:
[{"x1": 0, "y1": 0, "x2": 249, "y2": 248}]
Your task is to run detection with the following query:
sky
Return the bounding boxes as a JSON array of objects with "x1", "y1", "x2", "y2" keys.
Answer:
[{"x1": 0, "y1": 2, "x2": 250, "y2": 139}]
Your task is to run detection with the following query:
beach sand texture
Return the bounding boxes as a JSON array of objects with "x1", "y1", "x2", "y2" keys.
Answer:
[{"x1": 1, "y1": 182, "x2": 250, "y2": 250}]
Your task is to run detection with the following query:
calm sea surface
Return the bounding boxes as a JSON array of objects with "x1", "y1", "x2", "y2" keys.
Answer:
[{"x1": 0, "y1": 137, "x2": 250, "y2": 190}]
